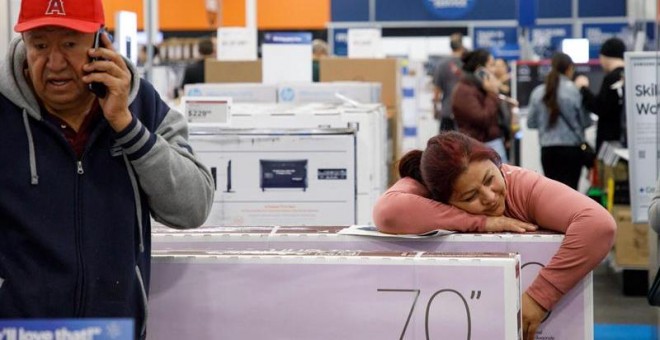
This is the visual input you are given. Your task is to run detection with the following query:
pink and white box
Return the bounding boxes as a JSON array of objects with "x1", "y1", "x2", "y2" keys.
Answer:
[
  {"x1": 148, "y1": 250, "x2": 521, "y2": 339},
  {"x1": 151, "y1": 226, "x2": 593, "y2": 339}
]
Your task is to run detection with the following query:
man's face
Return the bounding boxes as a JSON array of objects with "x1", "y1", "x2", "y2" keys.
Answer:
[{"x1": 23, "y1": 26, "x2": 96, "y2": 114}]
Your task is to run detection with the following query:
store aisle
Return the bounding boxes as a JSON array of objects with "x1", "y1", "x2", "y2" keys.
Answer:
[{"x1": 594, "y1": 262, "x2": 657, "y2": 339}]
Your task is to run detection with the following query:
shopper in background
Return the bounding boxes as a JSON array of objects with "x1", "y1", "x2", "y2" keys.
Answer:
[
  {"x1": 527, "y1": 52, "x2": 593, "y2": 190},
  {"x1": 574, "y1": 37, "x2": 626, "y2": 151},
  {"x1": 312, "y1": 39, "x2": 329, "y2": 82},
  {"x1": 138, "y1": 44, "x2": 162, "y2": 66},
  {"x1": 493, "y1": 58, "x2": 512, "y2": 96},
  {"x1": 372, "y1": 131, "x2": 616, "y2": 340},
  {"x1": 181, "y1": 37, "x2": 215, "y2": 88},
  {"x1": 0, "y1": 0, "x2": 214, "y2": 338},
  {"x1": 451, "y1": 49, "x2": 511, "y2": 162},
  {"x1": 432, "y1": 32, "x2": 466, "y2": 131}
]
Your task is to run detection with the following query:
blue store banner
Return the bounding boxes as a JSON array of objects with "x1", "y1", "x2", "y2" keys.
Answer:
[
  {"x1": 0, "y1": 319, "x2": 134, "y2": 340},
  {"x1": 473, "y1": 26, "x2": 520, "y2": 61},
  {"x1": 263, "y1": 32, "x2": 312, "y2": 45},
  {"x1": 422, "y1": 0, "x2": 477, "y2": 19},
  {"x1": 376, "y1": 0, "x2": 516, "y2": 21},
  {"x1": 582, "y1": 23, "x2": 629, "y2": 59},
  {"x1": 531, "y1": 24, "x2": 573, "y2": 59}
]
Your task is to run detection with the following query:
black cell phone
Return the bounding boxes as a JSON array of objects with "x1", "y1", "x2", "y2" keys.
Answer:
[{"x1": 88, "y1": 28, "x2": 108, "y2": 98}]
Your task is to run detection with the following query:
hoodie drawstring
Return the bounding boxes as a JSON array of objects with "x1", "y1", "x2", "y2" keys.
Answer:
[{"x1": 22, "y1": 109, "x2": 39, "y2": 185}]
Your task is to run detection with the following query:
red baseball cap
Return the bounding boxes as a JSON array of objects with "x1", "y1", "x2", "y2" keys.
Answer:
[{"x1": 14, "y1": 0, "x2": 105, "y2": 33}]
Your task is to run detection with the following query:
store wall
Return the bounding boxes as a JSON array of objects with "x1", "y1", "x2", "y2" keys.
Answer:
[
  {"x1": 258, "y1": 0, "x2": 329, "y2": 29},
  {"x1": 102, "y1": 0, "x2": 328, "y2": 31}
]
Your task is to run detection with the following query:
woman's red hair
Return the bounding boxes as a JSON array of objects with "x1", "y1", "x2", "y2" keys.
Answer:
[{"x1": 398, "y1": 131, "x2": 501, "y2": 203}]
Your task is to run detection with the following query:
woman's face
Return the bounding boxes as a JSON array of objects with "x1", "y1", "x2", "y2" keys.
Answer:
[
  {"x1": 485, "y1": 56, "x2": 496, "y2": 74},
  {"x1": 448, "y1": 160, "x2": 506, "y2": 216}
]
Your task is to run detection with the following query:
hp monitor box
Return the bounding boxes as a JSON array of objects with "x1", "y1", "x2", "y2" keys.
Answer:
[
  {"x1": 276, "y1": 82, "x2": 382, "y2": 104},
  {"x1": 189, "y1": 128, "x2": 356, "y2": 226},
  {"x1": 183, "y1": 83, "x2": 278, "y2": 103},
  {"x1": 148, "y1": 250, "x2": 522, "y2": 340},
  {"x1": 151, "y1": 227, "x2": 593, "y2": 340}
]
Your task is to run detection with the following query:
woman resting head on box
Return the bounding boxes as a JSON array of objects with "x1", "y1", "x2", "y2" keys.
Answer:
[{"x1": 372, "y1": 131, "x2": 615, "y2": 340}]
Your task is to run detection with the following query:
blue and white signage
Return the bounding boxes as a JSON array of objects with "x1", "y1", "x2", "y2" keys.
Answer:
[
  {"x1": 0, "y1": 319, "x2": 134, "y2": 340},
  {"x1": 332, "y1": 29, "x2": 348, "y2": 57},
  {"x1": 422, "y1": 0, "x2": 477, "y2": 19},
  {"x1": 263, "y1": 32, "x2": 312, "y2": 45},
  {"x1": 582, "y1": 23, "x2": 629, "y2": 59},
  {"x1": 624, "y1": 52, "x2": 659, "y2": 223},
  {"x1": 473, "y1": 26, "x2": 519, "y2": 60},
  {"x1": 531, "y1": 24, "x2": 572, "y2": 59},
  {"x1": 262, "y1": 32, "x2": 313, "y2": 84}
]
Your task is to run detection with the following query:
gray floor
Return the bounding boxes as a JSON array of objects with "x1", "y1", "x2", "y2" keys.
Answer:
[{"x1": 594, "y1": 261, "x2": 657, "y2": 325}]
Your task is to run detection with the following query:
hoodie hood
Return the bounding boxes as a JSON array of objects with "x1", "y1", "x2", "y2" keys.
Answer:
[{"x1": 0, "y1": 36, "x2": 141, "y2": 120}]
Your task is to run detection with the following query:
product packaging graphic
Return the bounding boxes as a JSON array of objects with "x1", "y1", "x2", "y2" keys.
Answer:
[
  {"x1": 189, "y1": 128, "x2": 356, "y2": 226},
  {"x1": 151, "y1": 227, "x2": 593, "y2": 339},
  {"x1": 149, "y1": 250, "x2": 522, "y2": 339}
]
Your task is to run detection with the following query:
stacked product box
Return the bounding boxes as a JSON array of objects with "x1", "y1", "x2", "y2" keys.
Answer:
[
  {"x1": 276, "y1": 82, "x2": 382, "y2": 104},
  {"x1": 225, "y1": 103, "x2": 388, "y2": 225},
  {"x1": 148, "y1": 249, "x2": 522, "y2": 339},
  {"x1": 188, "y1": 129, "x2": 356, "y2": 226},
  {"x1": 182, "y1": 83, "x2": 278, "y2": 103},
  {"x1": 151, "y1": 226, "x2": 593, "y2": 340}
]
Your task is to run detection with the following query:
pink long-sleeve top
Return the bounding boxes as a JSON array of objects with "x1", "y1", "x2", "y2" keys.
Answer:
[{"x1": 372, "y1": 164, "x2": 616, "y2": 311}]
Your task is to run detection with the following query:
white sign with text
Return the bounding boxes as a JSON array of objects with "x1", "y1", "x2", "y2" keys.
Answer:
[
  {"x1": 216, "y1": 27, "x2": 258, "y2": 61},
  {"x1": 624, "y1": 52, "x2": 659, "y2": 223}
]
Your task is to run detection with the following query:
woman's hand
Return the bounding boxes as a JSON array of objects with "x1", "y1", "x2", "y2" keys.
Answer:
[
  {"x1": 484, "y1": 216, "x2": 537, "y2": 233},
  {"x1": 522, "y1": 293, "x2": 548, "y2": 340},
  {"x1": 482, "y1": 71, "x2": 502, "y2": 94}
]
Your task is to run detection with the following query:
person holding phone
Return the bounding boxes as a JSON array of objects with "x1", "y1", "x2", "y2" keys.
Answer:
[
  {"x1": 0, "y1": 0, "x2": 214, "y2": 338},
  {"x1": 451, "y1": 49, "x2": 511, "y2": 162}
]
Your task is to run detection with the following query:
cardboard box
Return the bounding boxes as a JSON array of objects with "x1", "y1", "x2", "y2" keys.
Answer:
[
  {"x1": 224, "y1": 103, "x2": 389, "y2": 225},
  {"x1": 189, "y1": 128, "x2": 356, "y2": 226},
  {"x1": 182, "y1": 83, "x2": 277, "y2": 103},
  {"x1": 151, "y1": 227, "x2": 593, "y2": 340},
  {"x1": 149, "y1": 250, "x2": 521, "y2": 339},
  {"x1": 320, "y1": 58, "x2": 400, "y2": 111},
  {"x1": 205, "y1": 59, "x2": 262, "y2": 83},
  {"x1": 612, "y1": 205, "x2": 650, "y2": 268}
]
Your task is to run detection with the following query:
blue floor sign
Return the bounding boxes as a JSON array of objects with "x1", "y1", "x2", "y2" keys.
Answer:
[{"x1": 0, "y1": 319, "x2": 133, "y2": 340}]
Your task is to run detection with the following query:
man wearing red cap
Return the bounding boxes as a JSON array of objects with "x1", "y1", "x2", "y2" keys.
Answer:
[{"x1": 0, "y1": 0, "x2": 215, "y2": 338}]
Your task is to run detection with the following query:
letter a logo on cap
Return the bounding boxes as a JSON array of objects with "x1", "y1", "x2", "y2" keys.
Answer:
[{"x1": 45, "y1": 0, "x2": 66, "y2": 16}]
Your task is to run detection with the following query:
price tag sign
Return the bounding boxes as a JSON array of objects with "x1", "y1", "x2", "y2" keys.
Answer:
[
  {"x1": 216, "y1": 27, "x2": 258, "y2": 61},
  {"x1": 182, "y1": 96, "x2": 232, "y2": 127},
  {"x1": 347, "y1": 28, "x2": 383, "y2": 58}
]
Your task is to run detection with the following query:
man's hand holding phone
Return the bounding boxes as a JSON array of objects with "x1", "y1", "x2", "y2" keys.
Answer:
[{"x1": 83, "y1": 29, "x2": 133, "y2": 132}]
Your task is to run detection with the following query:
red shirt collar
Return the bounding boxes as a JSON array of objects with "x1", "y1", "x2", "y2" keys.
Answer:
[{"x1": 43, "y1": 101, "x2": 102, "y2": 159}]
